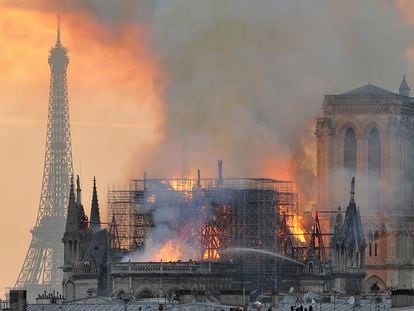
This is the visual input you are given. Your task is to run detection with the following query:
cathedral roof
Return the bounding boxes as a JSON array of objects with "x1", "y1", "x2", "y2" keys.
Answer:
[
  {"x1": 324, "y1": 81, "x2": 414, "y2": 114},
  {"x1": 341, "y1": 83, "x2": 396, "y2": 96}
]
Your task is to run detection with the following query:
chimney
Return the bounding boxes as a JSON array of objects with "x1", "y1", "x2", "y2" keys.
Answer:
[{"x1": 9, "y1": 290, "x2": 26, "y2": 311}]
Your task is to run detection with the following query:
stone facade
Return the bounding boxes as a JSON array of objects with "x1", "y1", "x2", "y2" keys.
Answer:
[
  {"x1": 316, "y1": 79, "x2": 414, "y2": 291},
  {"x1": 62, "y1": 176, "x2": 109, "y2": 301},
  {"x1": 111, "y1": 262, "x2": 239, "y2": 299},
  {"x1": 330, "y1": 178, "x2": 366, "y2": 293},
  {"x1": 60, "y1": 176, "x2": 366, "y2": 299}
]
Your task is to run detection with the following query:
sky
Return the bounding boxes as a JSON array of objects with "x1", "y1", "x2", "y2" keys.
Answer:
[{"x1": 1, "y1": 0, "x2": 414, "y2": 298}]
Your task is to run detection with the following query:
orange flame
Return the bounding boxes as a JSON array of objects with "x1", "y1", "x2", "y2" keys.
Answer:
[
  {"x1": 202, "y1": 249, "x2": 220, "y2": 260},
  {"x1": 288, "y1": 215, "x2": 307, "y2": 243},
  {"x1": 201, "y1": 225, "x2": 221, "y2": 260},
  {"x1": 153, "y1": 240, "x2": 182, "y2": 262}
]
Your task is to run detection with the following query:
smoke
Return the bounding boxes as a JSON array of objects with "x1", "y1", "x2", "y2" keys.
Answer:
[
  {"x1": 129, "y1": 0, "x2": 414, "y2": 214},
  {"x1": 2, "y1": 0, "x2": 156, "y2": 26},
  {"x1": 5, "y1": 0, "x2": 414, "y2": 208},
  {"x1": 2, "y1": 0, "x2": 414, "y2": 280},
  {"x1": 0, "y1": 1, "x2": 163, "y2": 295},
  {"x1": 396, "y1": 0, "x2": 414, "y2": 25},
  {"x1": 124, "y1": 181, "x2": 210, "y2": 262}
]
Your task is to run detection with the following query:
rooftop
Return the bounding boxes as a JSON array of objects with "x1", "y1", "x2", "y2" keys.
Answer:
[{"x1": 341, "y1": 83, "x2": 397, "y2": 96}]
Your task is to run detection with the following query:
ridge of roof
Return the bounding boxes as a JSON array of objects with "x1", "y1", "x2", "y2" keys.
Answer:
[{"x1": 341, "y1": 83, "x2": 397, "y2": 96}]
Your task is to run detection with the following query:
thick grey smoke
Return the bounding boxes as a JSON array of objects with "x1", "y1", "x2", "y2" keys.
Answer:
[
  {"x1": 124, "y1": 181, "x2": 211, "y2": 262},
  {"x1": 8, "y1": 0, "x2": 413, "y2": 260},
  {"x1": 129, "y1": 0, "x2": 414, "y2": 258},
  {"x1": 3, "y1": 0, "x2": 157, "y2": 26},
  {"x1": 8, "y1": 0, "x2": 413, "y2": 222},
  {"x1": 132, "y1": 0, "x2": 414, "y2": 202},
  {"x1": 11, "y1": 1, "x2": 413, "y2": 191}
]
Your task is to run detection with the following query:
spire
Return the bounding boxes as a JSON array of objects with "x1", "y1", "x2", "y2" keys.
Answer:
[
  {"x1": 56, "y1": 13, "x2": 61, "y2": 47},
  {"x1": 92, "y1": 177, "x2": 98, "y2": 204},
  {"x1": 350, "y1": 176, "x2": 355, "y2": 203},
  {"x1": 76, "y1": 175, "x2": 82, "y2": 205},
  {"x1": 69, "y1": 174, "x2": 75, "y2": 205},
  {"x1": 330, "y1": 178, "x2": 366, "y2": 271},
  {"x1": 75, "y1": 175, "x2": 88, "y2": 232},
  {"x1": 399, "y1": 74, "x2": 410, "y2": 97},
  {"x1": 63, "y1": 175, "x2": 77, "y2": 264},
  {"x1": 90, "y1": 177, "x2": 101, "y2": 233},
  {"x1": 65, "y1": 175, "x2": 78, "y2": 233}
]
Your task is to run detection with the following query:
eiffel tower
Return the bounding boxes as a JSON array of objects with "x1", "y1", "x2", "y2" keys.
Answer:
[{"x1": 15, "y1": 17, "x2": 73, "y2": 300}]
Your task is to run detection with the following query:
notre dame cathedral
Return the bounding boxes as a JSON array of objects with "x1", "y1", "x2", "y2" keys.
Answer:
[{"x1": 316, "y1": 75, "x2": 414, "y2": 291}]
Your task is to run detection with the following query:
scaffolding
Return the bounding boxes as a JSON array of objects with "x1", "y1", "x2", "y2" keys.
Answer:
[
  {"x1": 107, "y1": 178, "x2": 298, "y2": 253},
  {"x1": 107, "y1": 183, "x2": 152, "y2": 251},
  {"x1": 107, "y1": 177, "x2": 299, "y2": 292}
]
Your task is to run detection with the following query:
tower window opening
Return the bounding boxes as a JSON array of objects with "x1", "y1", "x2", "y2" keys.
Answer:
[
  {"x1": 344, "y1": 127, "x2": 357, "y2": 178},
  {"x1": 368, "y1": 127, "x2": 381, "y2": 210}
]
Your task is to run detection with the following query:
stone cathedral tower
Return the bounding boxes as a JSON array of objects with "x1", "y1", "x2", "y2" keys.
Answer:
[{"x1": 316, "y1": 76, "x2": 414, "y2": 291}]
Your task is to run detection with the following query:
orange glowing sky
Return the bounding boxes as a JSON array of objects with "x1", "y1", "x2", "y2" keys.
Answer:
[
  {"x1": 0, "y1": 6, "x2": 163, "y2": 295},
  {"x1": 1, "y1": 0, "x2": 414, "y2": 299}
]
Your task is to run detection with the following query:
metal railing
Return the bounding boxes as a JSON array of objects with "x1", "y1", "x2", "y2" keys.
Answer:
[{"x1": 111, "y1": 262, "x2": 213, "y2": 275}]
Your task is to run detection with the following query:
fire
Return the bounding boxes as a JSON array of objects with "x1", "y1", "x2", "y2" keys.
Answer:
[
  {"x1": 150, "y1": 223, "x2": 200, "y2": 262},
  {"x1": 201, "y1": 225, "x2": 222, "y2": 260},
  {"x1": 168, "y1": 179, "x2": 194, "y2": 191},
  {"x1": 288, "y1": 215, "x2": 307, "y2": 243},
  {"x1": 153, "y1": 240, "x2": 182, "y2": 262},
  {"x1": 202, "y1": 248, "x2": 220, "y2": 260},
  {"x1": 161, "y1": 179, "x2": 194, "y2": 201}
]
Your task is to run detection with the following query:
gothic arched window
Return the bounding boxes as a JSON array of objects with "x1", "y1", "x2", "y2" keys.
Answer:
[
  {"x1": 368, "y1": 128, "x2": 381, "y2": 178},
  {"x1": 344, "y1": 127, "x2": 357, "y2": 176},
  {"x1": 368, "y1": 128, "x2": 381, "y2": 210}
]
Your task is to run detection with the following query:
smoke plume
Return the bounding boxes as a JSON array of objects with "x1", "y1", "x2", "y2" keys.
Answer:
[
  {"x1": 130, "y1": 0, "x2": 414, "y2": 212},
  {"x1": 124, "y1": 181, "x2": 212, "y2": 262}
]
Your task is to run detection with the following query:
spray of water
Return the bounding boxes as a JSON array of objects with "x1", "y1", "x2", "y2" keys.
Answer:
[{"x1": 226, "y1": 247, "x2": 306, "y2": 266}]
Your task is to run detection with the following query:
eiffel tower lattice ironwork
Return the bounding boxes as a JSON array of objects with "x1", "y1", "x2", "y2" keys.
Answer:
[{"x1": 15, "y1": 17, "x2": 73, "y2": 298}]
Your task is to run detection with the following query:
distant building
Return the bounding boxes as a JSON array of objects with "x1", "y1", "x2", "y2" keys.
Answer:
[{"x1": 316, "y1": 76, "x2": 414, "y2": 290}]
